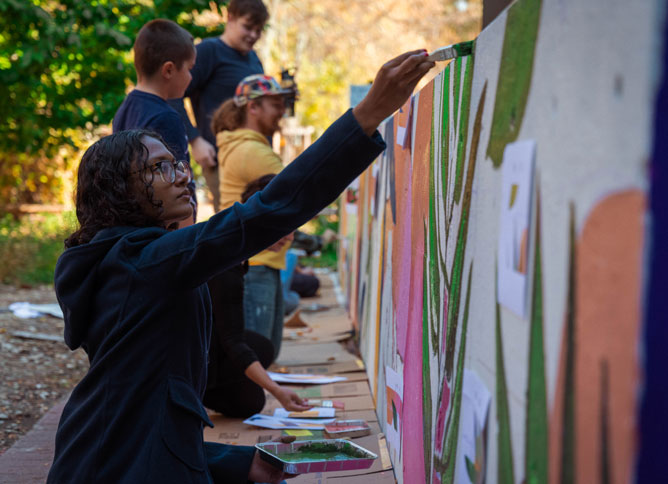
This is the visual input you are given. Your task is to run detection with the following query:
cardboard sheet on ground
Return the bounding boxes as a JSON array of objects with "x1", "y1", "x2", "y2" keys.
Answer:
[
  {"x1": 456, "y1": 369, "x2": 492, "y2": 484},
  {"x1": 204, "y1": 414, "x2": 282, "y2": 445},
  {"x1": 295, "y1": 380, "x2": 370, "y2": 398},
  {"x1": 337, "y1": 409, "x2": 378, "y2": 423},
  {"x1": 276, "y1": 341, "x2": 358, "y2": 366},
  {"x1": 275, "y1": 360, "x2": 365, "y2": 375},
  {"x1": 300, "y1": 308, "x2": 351, "y2": 327},
  {"x1": 267, "y1": 371, "x2": 348, "y2": 385},
  {"x1": 274, "y1": 407, "x2": 336, "y2": 419},
  {"x1": 336, "y1": 394, "x2": 375, "y2": 411},
  {"x1": 283, "y1": 330, "x2": 351, "y2": 345},
  {"x1": 497, "y1": 139, "x2": 536, "y2": 318},
  {"x1": 243, "y1": 414, "x2": 335, "y2": 430}
]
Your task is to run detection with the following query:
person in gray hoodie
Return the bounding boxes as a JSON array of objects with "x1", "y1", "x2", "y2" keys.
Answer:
[{"x1": 47, "y1": 50, "x2": 433, "y2": 483}]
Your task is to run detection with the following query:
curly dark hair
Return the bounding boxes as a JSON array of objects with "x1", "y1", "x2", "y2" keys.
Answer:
[
  {"x1": 241, "y1": 173, "x2": 276, "y2": 203},
  {"x1": 65, "y1": 129, "x2": 169, "y2": 248}
]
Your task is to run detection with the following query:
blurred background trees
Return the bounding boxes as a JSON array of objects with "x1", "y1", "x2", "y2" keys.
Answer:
[
  {"x1": 258, "y1": 0, "x2": 482, "y2": 135},
  {"x1": 0, "y1": 0, "x2": 227, "y2": 207},
  {"x1": 0, "y1": 0, "x2": 480, "y2": 208}
]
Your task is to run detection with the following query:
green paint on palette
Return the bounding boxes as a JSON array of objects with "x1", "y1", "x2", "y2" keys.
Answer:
[
  {"x1": 560, "y1": 203, "x2": 576, "y2": 484},
  {"x1": 444, "y1": 82, "x2": 486, "y2": 380},
  {"x1": 421, "y1": 231, "x2": 434, "y2": 482},
  {"x1": 525, "y1": 194, "x2": 548, "y2": 484},
  {"x1": 495, "y1": 289, "x2": 516, "y2": 484},
  {"x1": 454, "y1": 56, "x2": 474, "y2": 204},
  {"x1": 392, "y1": 400, "x2": 398, "y2": 431},
  {"x1": 439, "y1": 262, "x2": 473, "y2": 484},
  {"x1": 276, "y1": 442, "x2": 369, "y2": 462},
  {"x1": 486, "y1": 0, "x2": 543, "y2": 166}
]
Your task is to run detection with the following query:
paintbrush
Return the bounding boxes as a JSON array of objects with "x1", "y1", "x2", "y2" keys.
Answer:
[{"x1": 427, "y1": 40, "x2": 475, "y2": 62}]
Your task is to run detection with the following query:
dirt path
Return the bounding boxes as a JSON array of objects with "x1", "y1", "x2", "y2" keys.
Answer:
[{"x1": 0, "y1": 284, "x2": 87, "y2": 455}]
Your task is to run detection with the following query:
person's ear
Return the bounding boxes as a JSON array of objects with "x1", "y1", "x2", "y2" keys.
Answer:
[
  {"x1": 247, "y1": 99, "x2": 263, "y2": 116},
  {"x1": 161, "y1": 61, "x2": 176, "y2": 80}
]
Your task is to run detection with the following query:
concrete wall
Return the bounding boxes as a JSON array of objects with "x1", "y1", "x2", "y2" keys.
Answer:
[{"x1": 338, "y1": 0, "x2": 665, "y2": 482}]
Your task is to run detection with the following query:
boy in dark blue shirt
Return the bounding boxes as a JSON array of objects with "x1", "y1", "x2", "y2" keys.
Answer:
[
  {"x1": 113, "y1": 19, "x2": 198, "y2": 223},
  {"x1": 170, "y1": 0, "x2": 268, "y2": 211}
]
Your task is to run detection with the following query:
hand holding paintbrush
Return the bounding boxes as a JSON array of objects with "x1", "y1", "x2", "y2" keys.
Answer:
[{"x1": 353, "y1": 50, "x2": 435, "y2": 135}]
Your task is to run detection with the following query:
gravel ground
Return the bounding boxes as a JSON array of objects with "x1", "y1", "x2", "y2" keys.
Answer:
[{"x1": 0, "y1": 284, "x2": 88, "y2": 455}]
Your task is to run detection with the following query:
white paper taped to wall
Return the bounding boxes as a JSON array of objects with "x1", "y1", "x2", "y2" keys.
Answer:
[
  {"x1": 385, "y1": 366, "x2": 404, "y2": 465},
  {"x1": 497, "y1": 139, "x2": 536, "y2": 318},
  {"x1": 456, "y1": 370, "x2": 492, "y2": 484}
]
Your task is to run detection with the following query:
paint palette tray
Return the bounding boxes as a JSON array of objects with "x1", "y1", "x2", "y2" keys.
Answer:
[
  {"x1": 255, "y1": 439, "x2": 377, "y2": 474},
  {"x1": 324, "y1": 420, "x2": 372, "y2": 438}
]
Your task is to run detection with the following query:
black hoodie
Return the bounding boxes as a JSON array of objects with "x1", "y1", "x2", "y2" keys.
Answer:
[{"x1": 46, "y1": 110, "x2": 385, "y2": 483}]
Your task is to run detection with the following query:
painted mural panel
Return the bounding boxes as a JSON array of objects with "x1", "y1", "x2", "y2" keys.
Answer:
[{"x1": 339, "y1": 0, "x2": 661, "y2": 482}]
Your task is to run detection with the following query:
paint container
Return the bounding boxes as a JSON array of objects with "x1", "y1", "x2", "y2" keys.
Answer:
[
  {"x1": 324, "y1": 420, "x2": 372, "y2": 438},
  {"x1": 255, "y1": 439, "x2": 377, "y2": 474}
]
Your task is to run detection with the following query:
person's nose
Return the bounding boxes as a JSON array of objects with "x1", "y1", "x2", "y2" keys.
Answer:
[{"x1": 174, "y1": 167, "x2": 188, "y2": 186}]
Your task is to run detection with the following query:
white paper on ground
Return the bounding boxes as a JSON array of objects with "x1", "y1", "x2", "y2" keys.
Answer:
[
  {"x1": 497, "y1": 139, "x2": 536, "y2": 318},
  {"x1": 267, "y1": 371, "x2": 348, "y2": 385},
  {"x1": 385, "y1": 366, "x2": 404, "y2": 464},
  {"x1": 274, "y1": 407, "x2": 336, "y2": 419},
  {"x1": 456, "y1": 369, "x2": 492, "y2": 484},
  {"x1": 8, "y1": 302, "x2": 64, "y2": 319},
  {"x1": 243, "y1": 413, "x2": 336, "y2": 430}
]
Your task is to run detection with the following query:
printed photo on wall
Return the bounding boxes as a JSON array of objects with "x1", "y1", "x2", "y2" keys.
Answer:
[
  {"x1": 385, "y1": 366, "x2": 404, "y2": 464},
  {"x1": 497, "y1": 139, "x2": 537, "y2": 317},
  {"x1": 457, "y1": 370, "x2": 492, "y2": 484}
]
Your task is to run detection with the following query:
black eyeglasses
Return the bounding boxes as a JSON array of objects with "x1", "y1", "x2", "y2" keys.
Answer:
[{"x1": 131, "y1": 160, "x2": 192, "y2": 184}]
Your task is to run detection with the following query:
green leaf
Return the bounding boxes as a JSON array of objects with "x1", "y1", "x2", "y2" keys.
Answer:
[
  {"x1": 525, "y1": 193, "x2": 549, "y2": 484},
  {"x1": 465, "y1": 456, "x2": 478, "y2": 482}
]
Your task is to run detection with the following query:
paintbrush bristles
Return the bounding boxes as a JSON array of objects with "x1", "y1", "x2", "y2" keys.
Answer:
[{"x1": 427, "y1": 40, "x2": 474, "y2": 62}]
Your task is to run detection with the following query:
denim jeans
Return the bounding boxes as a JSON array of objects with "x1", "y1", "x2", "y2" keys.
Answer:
[{"x1": 244, "y1": 265, "x2": 284, "y2": 359}]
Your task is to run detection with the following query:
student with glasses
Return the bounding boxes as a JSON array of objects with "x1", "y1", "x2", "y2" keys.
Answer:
[{"x1": 47, "y1": 51, "x2": 434, "y2": 484}]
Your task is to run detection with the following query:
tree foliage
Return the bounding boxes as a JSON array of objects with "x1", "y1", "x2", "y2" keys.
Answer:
[
  {"x1": 257, "y1": 0, "x2": 482, "y2": 135},
  {"x1": 0, "y1": 0, "x2": 226, "y2": 205}
]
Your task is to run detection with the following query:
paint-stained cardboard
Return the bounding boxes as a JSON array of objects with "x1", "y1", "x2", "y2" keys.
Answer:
[
  {"x1": 295, "y1": 380, "x2": 371, "y2": 399},
  {"x1": 276, "y1": 360, "x2": 365, "y2": 375},
  {"x1": 203, "y1": 414, "x2": 282, "y2": 445},
  {"x1": 338, "y1": 409, "x2": 378, "y2": 422},
  {"x1": 336, "y1": 394, "x2": 375, "y2": 411},
  {"x1": 276, "y1": 341, "x2": 358, "y2": 366}
]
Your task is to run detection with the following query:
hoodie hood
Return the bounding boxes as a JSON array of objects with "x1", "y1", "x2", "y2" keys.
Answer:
[
  {"x1": 215, "y1": 129, "x2": 270, "y2": 169},
  {"x1": 54, "y1": 226, "x2": 139, "y2": 350}
]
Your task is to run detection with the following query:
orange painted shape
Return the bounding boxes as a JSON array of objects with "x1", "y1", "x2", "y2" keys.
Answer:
[{"x1": 549, "y1": 190, "x2": 645, "y2": 484}]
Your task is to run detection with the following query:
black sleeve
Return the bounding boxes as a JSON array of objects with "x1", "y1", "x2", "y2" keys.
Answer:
[
  {"x1": 204, "y1": 442, "x2": 255, "y2": 483},
  {"x1": 168, "y1": 98, "x2": 200, "y2": 142},
  {"x1": 207, "y1": 265, "x2": 258, "y2": 372}
]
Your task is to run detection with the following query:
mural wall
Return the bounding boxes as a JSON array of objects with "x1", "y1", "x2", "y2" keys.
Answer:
[{"x1": 338, "y1": 0, "x2": 665, "y2": 482}]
